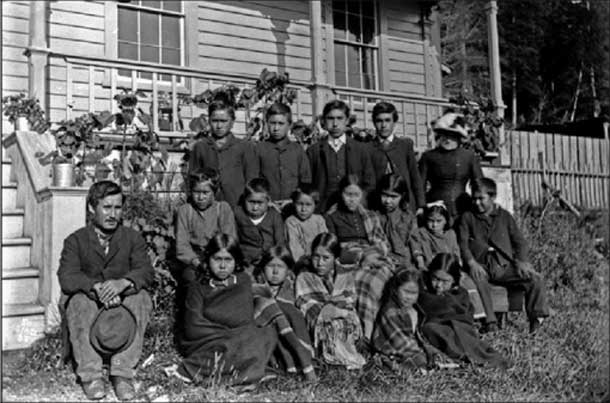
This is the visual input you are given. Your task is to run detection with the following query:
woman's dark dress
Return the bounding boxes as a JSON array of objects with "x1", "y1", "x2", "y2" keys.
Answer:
[
  {"x1": 179, "y1": 272, "x2": 277, "y2": 384},
  {"x1": 418, "y1": 147, "x2": 483, "y2": 219},
  {"x1": 418, "y1": 287, "x2": 509, "y2": 368}
]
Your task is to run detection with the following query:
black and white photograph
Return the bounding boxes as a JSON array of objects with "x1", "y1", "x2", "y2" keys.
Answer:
[{"x1": 1, "y1": 0, "x2": 608, "y2": 401}]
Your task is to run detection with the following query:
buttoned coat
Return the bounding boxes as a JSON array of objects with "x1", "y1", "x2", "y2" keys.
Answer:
[
  {"x1": 58, "y1": 225, "x2": 154, "y2": 296},
  {"x1": 257, "y1": 138, "x2": 311, "y2": 201},
  {"x1": 370, "y1": 136, "x2": 425, "y2": 211},
  {"x1": 188, "y1": 134, "x2": 259, "y2": 208},
  {"x1": 306, "y1": 137, "x2": 375, "y2": 212}
]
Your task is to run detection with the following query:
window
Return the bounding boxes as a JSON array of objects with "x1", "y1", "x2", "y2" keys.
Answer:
[
  {"x1": 117, "y1": 1, "x2": 184, "y2": 80},
  {"x1": 332, "y1": 0, "x2": 379, "y2": 90}
]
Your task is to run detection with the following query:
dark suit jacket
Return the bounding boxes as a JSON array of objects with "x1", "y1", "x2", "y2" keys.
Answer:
[
  {"x1": 370, "y1": 136, "x2": 425, "y2": 211},
  {"x1": 306, "y1": 137, "x2": 375, "y2": 212},
  {"x1": 188, "y1": 134, "x2": 259, "y2": 208},
  {"x1": 58, "y1": 225, "x2": 154, "y2": 296}
]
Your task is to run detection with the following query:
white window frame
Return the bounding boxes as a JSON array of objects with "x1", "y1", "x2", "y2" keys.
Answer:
[{"x1": 329, "y1": 0, "x2": 381, "y2": 90}]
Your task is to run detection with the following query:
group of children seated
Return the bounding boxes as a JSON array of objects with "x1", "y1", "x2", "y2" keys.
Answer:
[{"x1": 167, "y1": 145, "x2": 511, "y2": 385}]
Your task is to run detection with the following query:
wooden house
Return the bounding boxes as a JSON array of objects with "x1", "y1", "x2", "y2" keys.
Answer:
[{"x1": 1, "y1": 0, "x2": 452, "y2": 350}]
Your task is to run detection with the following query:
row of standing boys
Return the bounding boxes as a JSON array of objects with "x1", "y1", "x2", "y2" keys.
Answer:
[{"x1": 169, "y1": 99, "x2": 549, "y2": 385}]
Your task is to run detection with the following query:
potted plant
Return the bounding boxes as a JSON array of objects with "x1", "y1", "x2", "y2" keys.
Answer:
[{"x1": 1, "y1": 92, "x2": 49, "y2": 133}]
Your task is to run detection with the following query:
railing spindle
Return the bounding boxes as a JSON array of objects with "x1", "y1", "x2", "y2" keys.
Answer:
[
  {"x1": 110, "y1": 67, "x2": 117, "y2": 114},
  {"x1": 65, "y1": 63, "x2": 73, "y2": 119},
  {"x1": 296, "y1": 88, "x2": 302, "y2": 121},
  {"x1": 412, "y1": 102, "x2": 419, "y2": 147},
  {"x1": 88, "y1": 65, "x2": 95, "y2": 113},
  {"x1": 152, "y1": 72, "x2": 159, "y2": 133},
  {"x1": 131, "y1": 70, "x2": 138, "y2": 92},
  {"x1": 171, "y1": 75, "x2": 178, "y2": 131}
]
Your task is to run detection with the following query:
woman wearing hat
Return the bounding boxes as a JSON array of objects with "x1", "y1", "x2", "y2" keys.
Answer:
[{"x1": 418, "y1": 113, "x2": 483, "y2": 222}]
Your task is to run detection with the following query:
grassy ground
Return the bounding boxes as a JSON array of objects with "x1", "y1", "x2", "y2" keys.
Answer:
[{"x1": 2, "y1": 208, "x2": 608, "y2": 402}]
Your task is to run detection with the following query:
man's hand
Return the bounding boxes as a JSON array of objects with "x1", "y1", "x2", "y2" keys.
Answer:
[
  {"x1": 516, "y1": 261, "x2": 540, "y2": 279},
  {"x1": 104, "y1": 295, "x2": 122, "y2": 309},
  {"x1": 415, "y1": 207, "x2": 424, "y2": 216},
  {"x1": 468, "y1": 259, "x2": 488, "y2": 282},
  {"x1": 95, "y1": 279, "x2": 132, "y2": 305}
]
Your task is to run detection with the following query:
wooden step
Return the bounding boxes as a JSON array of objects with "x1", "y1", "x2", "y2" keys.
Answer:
[
  {"x1": 2, "y1": 304, "x2": 46, "y2": 350},
  {"x1": 2, "y1": 268, "x2": 39, "y2": 305},
  {"x1": 2, "y1": 183, "x2": 17, "y2": 211},
  {"x1": 2, "y1": 238, "x2": 31, "y2": 269},
  {"x1": 2, "y1": 209, "x2": 24, "y2": 238},
  {"x1": 2, "y1": 160, "x2": 12, "y2": 186}
]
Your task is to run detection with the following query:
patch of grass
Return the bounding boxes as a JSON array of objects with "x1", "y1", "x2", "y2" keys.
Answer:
[{"x1": 2, "y1": 207, "x2": 608, "y2": 402}]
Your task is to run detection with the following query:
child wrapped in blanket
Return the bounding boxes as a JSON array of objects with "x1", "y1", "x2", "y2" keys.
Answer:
[
  {"x1": 252, "y1": 246, "x2": 316, "y2": 381},
  {"x1": 418, "y1": 253, "x2": 510, "y2": 368},
  {"x1": 295, "y1": 233, "x2": 366, "y2": 370}
]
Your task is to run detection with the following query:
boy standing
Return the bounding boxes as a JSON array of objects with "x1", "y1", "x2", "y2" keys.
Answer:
[
  {"x1": 257, "y1": 103, "x2": 311, "y2": 205},
  {"x1": 369, "y1": 101, "x2": 425, "y2": 214},
  {"x1": 307, "y1": 100, "x2": 375, "y2": 212}
]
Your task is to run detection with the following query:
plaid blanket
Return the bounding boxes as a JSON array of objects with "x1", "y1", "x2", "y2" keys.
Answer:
[
  {"x1": 326, "y1": 204, "x2": 390, "y2": 253},
  {"x1": 354, "y1": 253, "x2": 397, "y2": 341},
  {"x1": 295, "y1": 265, "x2": 365, "y2": 368},
  {"x1": 372, "y1": 299, "x2": 426, "y2": 366},
  {"x1": 252, "y1": 278, "x2": 314, "y2": 374}
]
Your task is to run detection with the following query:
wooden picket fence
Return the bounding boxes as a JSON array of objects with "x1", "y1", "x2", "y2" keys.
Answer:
[{"x1": 509, "y1": 128, "x2": 609, "y2": 209}]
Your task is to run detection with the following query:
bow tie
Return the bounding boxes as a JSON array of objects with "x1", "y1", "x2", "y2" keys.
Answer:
[{"x1": 209, "y1": 275, "x2": 237, "y2": 288}]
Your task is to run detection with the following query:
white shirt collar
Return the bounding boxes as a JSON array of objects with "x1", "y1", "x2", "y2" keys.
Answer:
[{"x1": 328, "y1": 134, "x2": 346, "y2": 152}]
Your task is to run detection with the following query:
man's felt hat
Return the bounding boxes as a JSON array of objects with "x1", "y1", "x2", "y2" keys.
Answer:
[
  {"x1": 90, "y1": 304, "x2": 137, "y2": 356},
  {"x1": 432, "y1": 113, "x2": 468, "y2": 139}
]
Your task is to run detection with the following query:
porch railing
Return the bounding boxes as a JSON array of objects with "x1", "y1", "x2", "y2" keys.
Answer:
[
  {"x1": 332, "y1": 86, "x2": 454, "y2": 153},
  {"x1": 50, "y1": 52, "x2": 312, "y2": 141}
]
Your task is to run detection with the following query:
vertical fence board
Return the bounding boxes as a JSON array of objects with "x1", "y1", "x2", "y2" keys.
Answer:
[{"x1": 509, "y1": 130, "x2": 609, "y2": 209}]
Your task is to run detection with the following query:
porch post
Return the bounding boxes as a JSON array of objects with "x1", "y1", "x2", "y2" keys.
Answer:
[
  {"x1": 486, "y1": 1, "x2": 509, "y2": 165},
  {"x1": 309, "y1": 0, "x2": 332, "y2": 116},
  {"x1": 26, "y1": 1, "x2": 50, "y2": 111}
]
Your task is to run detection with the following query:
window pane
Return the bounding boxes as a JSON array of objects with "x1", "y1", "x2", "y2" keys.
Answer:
[
  {"x1": 141, "y1": 11, "x2": 159, "y2": 46},
  {"x1": 363, "y1": 17, "x2": 376, "y2": 45},
  {"x1": 162, "y1": 1, "x2": 182, "y2": 12},
  {"x1": 333, "y1": 10, "x2": 346, "y2": 40},
  {"x1": 347, "y1": 45, "x2": 361, "y2": 88},
  {"x1": 162, "y1": 15, "x2": 180, "y2": 47},
  {"x1": 333, "y1": 0, "x2": 346, "y2": 11},
  {"x1": 347, "y1": 0, "x2": 360, "y2": 15},
  {"x1": 140, "y1": 44, "x2": 159, "y2": 63},
  {"x1": 363, "y1": 74, "x2": 376, "y2": 90},
  {"x1": 334, "y1": 43, "x2": 346, "y2": 86},
  {"x1": 141, "y1": 1, "x2": 161, "y2": 9},
  {"x1": 362, "y1": 48, "x2": 376, "y2": 89},
  {"x1": 162, "y1": 47, "x2": 180, "y2": 65},
  {"x1": 118, "y1": 8, "x2": 138, "y2": 42},
  {"x1": 362, "y1": 1, "x2": 375, "y2": 18},
  {"x1": 119, "y1": 41, "x2": 138, "y2": 59},
  {"x1": 347, "y1": 13, "x2": 361, "y2": 42}
]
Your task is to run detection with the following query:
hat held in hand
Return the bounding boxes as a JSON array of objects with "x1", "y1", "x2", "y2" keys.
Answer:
[
  {"x1": 90, "y1": 304, "x2": 137, "y2": 356},
  {"x1": 432, "y1": 113, "x2": 468, "y2": 139}
]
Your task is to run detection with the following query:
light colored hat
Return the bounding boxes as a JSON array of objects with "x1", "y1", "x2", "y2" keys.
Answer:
[{"x1": 432, "y1": 113, "x2": 468, "y2": 139}]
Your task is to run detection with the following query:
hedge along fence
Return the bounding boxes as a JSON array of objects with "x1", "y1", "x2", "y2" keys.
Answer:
[{"x1": 509, "y1": 127, "x2": 610, "y2": 209}]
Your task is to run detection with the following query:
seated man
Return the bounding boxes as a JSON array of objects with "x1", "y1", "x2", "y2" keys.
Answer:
[
  {"x1": 457, "y1": 177, "x2": 549, "y2": 333},
  {"x1": 58, "y1": 181, "x2": 154, "y2": 400}
]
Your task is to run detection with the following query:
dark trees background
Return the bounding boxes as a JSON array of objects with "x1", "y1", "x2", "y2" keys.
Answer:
[{"x1": 438, "y1": 0, "x2": 609, "y2": 127}]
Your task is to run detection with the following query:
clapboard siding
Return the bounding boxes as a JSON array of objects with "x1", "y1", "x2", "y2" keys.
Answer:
[
  {"x1": 381, "y1": 0, "x2": 427, "y2": 95},
  {"x1": 197, "y1": 1, "x2": 312, "y2": 81},
  {"x1": 48, "y1": 2, "x2": 105, "y2": 57},
  {"x1": 2, "y1": 2, "x2": 30, "y2": 98}
]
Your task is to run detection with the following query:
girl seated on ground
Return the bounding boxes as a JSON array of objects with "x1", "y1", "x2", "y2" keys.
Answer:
[
  {"x1": 375, "y1": 173, "x2": 418, "y2": 267},
  {"x1": 418, "y1": 253, "x2": 510, "y2": 368},
  {"x1": 325, "y1": 174, "x2": 394, "y2": 342},
  {"x1": 234, "y1": 178, "x2": 286, "y2": 272},
  {"x1": 252, "y1": 246, "x2": 316, "y2": 381},
  {"x1": 295, "y1": 233, "x2": 366, "y2": 370},
  {"x1": 284, "y1": 185, "x2": 328, "y2": 263},
  {"x1": 409, "y1": 201, "x2": 460, "y2": 272},
  {"x1": 171, "y1": 234, "x2": 277, "y2": 385},
  {"x1": 372, "y1": 268, "x2": 454, "y2": 372}
]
